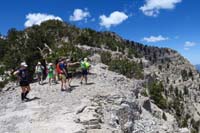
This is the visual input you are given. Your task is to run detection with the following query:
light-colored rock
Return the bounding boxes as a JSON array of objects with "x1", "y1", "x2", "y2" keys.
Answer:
[
  {"x1": 0, "y1": 63, "x2": 191, "y2": 133},
  {"x1": 179, "y1": 128, "x2": 190, "y2": 133}
]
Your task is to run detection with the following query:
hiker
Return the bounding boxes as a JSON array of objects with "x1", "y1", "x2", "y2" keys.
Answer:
[
  {"x1": 52, "y1": 63, "x2": 58, "y2": 84},
  {"x1": 57, "y1": 59, "x2": 68, "y2": 91},
  {"x1": 55, "y1": 59, "x2": 60, "y2": 81},
  {"x1": 80, "y1": 58, "x2": 91, "y2": 84},
  {"x1": 47, "y1": 63, "x2": 54, "y2": 86},
  {"x1": 13, "y1": 62, "x2": 31, "y2": 102},
  {"x1": 64, "y1": 59, "x2": 79, "y2": 87},
  {"x1": 35, "y1": 62, "x2": 44, "y2": 85}
]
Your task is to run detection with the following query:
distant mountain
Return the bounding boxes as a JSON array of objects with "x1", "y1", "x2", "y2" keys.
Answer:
[{"x1": 195, "y1": 64, "x2": 200, "y2": 72}]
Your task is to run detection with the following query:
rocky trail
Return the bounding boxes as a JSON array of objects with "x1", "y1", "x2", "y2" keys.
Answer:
[{"x1": 0, "y1": 64, "x2": 187, "y2": 133}]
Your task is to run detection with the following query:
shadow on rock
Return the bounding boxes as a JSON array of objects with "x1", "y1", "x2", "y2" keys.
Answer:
[
  {"x1": 86, "y1": 82, "x2": 95, "y2": 85},
  {"x1": 26, "y1": 97, "x2": 41, "y2": 102},
  {"x1": 67, "y1": 85, "x2": 79, "y2": 92}
]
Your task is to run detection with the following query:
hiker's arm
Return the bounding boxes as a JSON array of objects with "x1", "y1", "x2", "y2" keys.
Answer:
[
  {"x1": 67, "y1": 62, "x2": 80, "y2": 67},
  {"x1": 35, "y1": 66, "x2": 37, "y2": 73},
  {"x1": 13, "y1": 70, "x2": 19, "y2": 75}
]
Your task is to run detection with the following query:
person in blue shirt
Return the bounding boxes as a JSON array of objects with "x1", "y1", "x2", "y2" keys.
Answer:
[
  {"x1": 57, "y1": 59, "x2": 67, "y2": 91},
  {"x1": 57, "y1": 58, "x2": 79, "y2": 91}
]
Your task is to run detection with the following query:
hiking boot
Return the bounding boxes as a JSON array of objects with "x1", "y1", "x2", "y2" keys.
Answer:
[
  {"x1": 21, "y1": 93, "x2": 25, "y2": 101},
  {"x1": 61, "y1": 88, "x2": 66, "y2": 91},
  {"x1": 24, "y1": 98, "x2": 30, "y2": 102},
  {"x1": 66, "y1": 88, "x2": 71, "y2": 92},
  {"x1": 24, "y1": 97, "x2": 30, "y2": 100}
]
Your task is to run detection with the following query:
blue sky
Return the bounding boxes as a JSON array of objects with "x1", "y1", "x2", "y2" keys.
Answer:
[{"x1": 0, "y1": 0, "x2": 199, "y2": 64}]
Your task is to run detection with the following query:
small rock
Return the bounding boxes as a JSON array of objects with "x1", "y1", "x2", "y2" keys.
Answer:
[
  {"x1": 76, "y1": 105, "x2": 87, "y2": 114},
  {"x1": 162, "y1": 125, "x2": 168, "y2": 131},
  {"x1": 179, "y1": 128, "x2": 190, "y2": 133},
  {"x1": 143, "y1": 99, "x2": 152, "y2": 113}
]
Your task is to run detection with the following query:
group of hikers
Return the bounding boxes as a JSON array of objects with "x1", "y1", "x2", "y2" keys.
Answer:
[{"x1": 13, "y1": 57, "x2": 91, "y2": 102}]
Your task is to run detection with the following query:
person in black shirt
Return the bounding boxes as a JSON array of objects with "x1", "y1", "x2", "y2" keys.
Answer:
[{"x1": 13, "y1": 62, "x2": 31, "y2": 102}]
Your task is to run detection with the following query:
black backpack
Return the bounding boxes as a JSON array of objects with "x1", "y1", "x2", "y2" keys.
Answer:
[{"x1": 18, "y1": 69, "x2": 28, "y2": 81}]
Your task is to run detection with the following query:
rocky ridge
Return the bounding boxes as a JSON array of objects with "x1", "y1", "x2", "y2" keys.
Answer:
[{"x1": 0, "y1": 63, "x2": 189, "y2": 133}]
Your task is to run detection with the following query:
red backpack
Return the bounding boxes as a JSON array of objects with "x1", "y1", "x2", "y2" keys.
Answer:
[{"x1": 56, "y1": 63, "x2": 62, "y2": 74}]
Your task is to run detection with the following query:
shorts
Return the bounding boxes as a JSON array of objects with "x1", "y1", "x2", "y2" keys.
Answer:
[
  {"x1": 20, "y1": 80, "x2": 29, "y2": 87},
  {"x1": 48, "y1": 73, "x2": 54, "y2": 78},
  {"x1": 59, "y1": 74, "x2": 66, "y2": 80},
  {"x1": 82, "y1": 69, "x2": 88, "y2": 76},
  {"x1": 37, "y1": 72, "x2": 43, "y2": 77}
]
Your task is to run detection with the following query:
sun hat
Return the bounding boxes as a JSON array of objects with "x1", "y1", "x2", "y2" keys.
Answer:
[
  {"x1": 66, "y1": 59, "x2": 70, "y2": 62},
  {"x1": 21, "y1": 62, "x2": 28, "y2": 67},
  {"x1": 84, "y1": 58, "x2": 88, "y2": 61}
]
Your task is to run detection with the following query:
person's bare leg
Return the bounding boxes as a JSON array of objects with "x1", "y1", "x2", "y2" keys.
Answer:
[
  {"x1": 37, "y1": 74, "x2": 40, "y2": 84},
  {"x1": 80, "y1": 76, "x2": 84, "y2": 84},
  {"x1": 24, "y1": 86, "x2": 31, "y2": 100},
  {"x1": 68, "y1": 78, "x2": 72, "y2": 87},
  {"x1": 40, "y1": 74, "x2": 43, "y2": 84},
  {"x1": 53, "y1": 74, "x2": 56, "y2": 83},
  {"x1": 49, "y1": 78, "x2": 51, "y2": 86},
  {"x1": 21, "y1": 87, "x2": 26, "y2": 101},
  {"x1": 61, "y1": 79, "x2": 64, "y2": 90},
  {"x1": 66, "y1": 78, "x2": 69, "y2": 88},
  {"x1": 26, "y1": 85, "x2": 31, "y2": 92},
  {"x1": 64, "y1": 79, "x2": 67, "y2": 90},
  {"x1": 39, "y1": 74, "x2": 42, "y2": 84},
  {"x1": 85, "y1": 75, "x2": 87, "y2": 84}
]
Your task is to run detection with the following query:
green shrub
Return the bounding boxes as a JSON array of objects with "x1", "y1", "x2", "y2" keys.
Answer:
[
  {"x1": 181, "y1": 117, "x2": 188, "y2": 127},
  {"x1": 100, "y1": 51, "x2": 143, "y2": 79},
  {"x1": 180, "y1": 114, "x2": 190, "y2": 128},
  {"x1": 191, "y1": 119, "x2": 200, "y2": 133},
  {"x1": 100, "y1": 51, "x2": 112, "y2": 65},
  {"x1": 108, "y1": 59, "x2": 143, "y2": 79},
  {"x1": 0, "y1": 67, "x2": 5, "y2": 75},
  {"x1": 128, "y1": 48, "x2": 136, "y2": 58},
  {"x1": 149, "y1": 81, "x2": 168, "y2": 109},
  {"x1": 181, "y1": 69, "x2": 188, "y2": 81},
  {"x1": 0, "y1": 80, "x2": 8, "y2": 89},
  {"x1": 141, "y1": 89, "x2": 148, "y2": 97}
]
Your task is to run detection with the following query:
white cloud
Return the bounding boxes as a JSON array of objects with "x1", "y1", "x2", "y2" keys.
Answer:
[
  {"x1": 69, "y1": 9, "x2": 90, "y2": 21},
  {"x1": 99, "y1": 11, "x2": 128, "y2": 28},
  {"x1": 184, "y1": 41, "x2": 196, "y2": 47},
  {"x1": 140, "y1": 0, "x2": 182, "y2": 17},
  {"x1": 143, "y1": 35, "x2": 169, "y2": 42},
  {"x1": 0, "y1": 35, "x2": 6, "y2": 40},
  {"x1": 184, "y1": 47, "x2": 189, "y2": 51},
  {"x1": 184, "y1": 41, "x2": 196, "y2": 50},
  {"x1": 24, "y1": 13, "x2": 62, "y2": 27}
]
